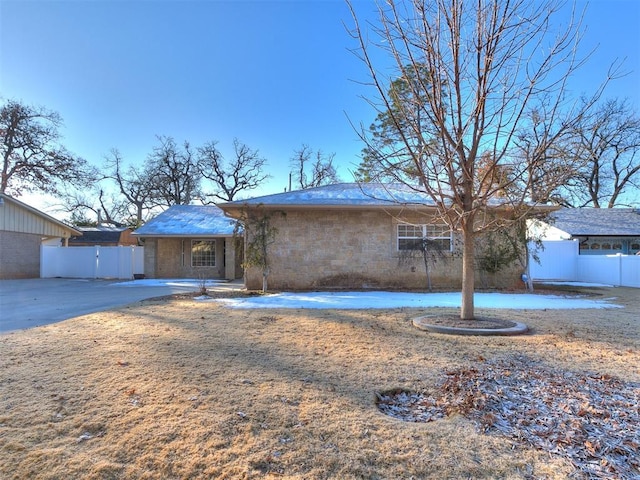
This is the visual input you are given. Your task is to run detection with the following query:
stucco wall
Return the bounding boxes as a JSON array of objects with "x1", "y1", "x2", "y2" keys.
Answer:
[
  {"x1": 243, "y1": 209, "x2": 524, "y2": 291},
  {"x1": 0, "y1": 231, "x2": 42, "y2": 279}
]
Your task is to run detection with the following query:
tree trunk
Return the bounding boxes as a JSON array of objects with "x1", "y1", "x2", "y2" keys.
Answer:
[
  {"x1": 460, "y1": 226, "x2": 475, "y2": 320},
  {"x1": 422, "y1": 249, "x2": 432, "y2": 292},
  {"x1": 262, "y1": 267, "x2": 269, "y2": 293}
]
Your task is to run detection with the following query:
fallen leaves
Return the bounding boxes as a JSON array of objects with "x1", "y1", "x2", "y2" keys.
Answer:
[{"x1": 377, "y1": 355, "x2": 640, "y2": 479}]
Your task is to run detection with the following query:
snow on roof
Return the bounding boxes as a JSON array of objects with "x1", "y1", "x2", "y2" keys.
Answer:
[
  {"x1": 219, "y1": 183, "x2": 440, "y2": 208},
  {"x1": 78, "y1": 226, "x2": 130, "y2": 232},
  {"x1": 133, "y1": 205, "x2": 238, "y2": 237},
  {"x1": 549, "y1": 208, "x2": 640, "y2": 236},
  {"x1": 218, "y1": 182, "x2": 545, "y2": 210}
]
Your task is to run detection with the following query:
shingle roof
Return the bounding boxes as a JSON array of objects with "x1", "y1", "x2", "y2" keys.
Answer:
[
  {"x1": 218, "y1": 183, "x2": 555, "y2": 214},
  {"x1": 549, "y1": 208, "x2": 640, "y2": 236},
  {"x1": 219, "y1": 183, "x2": 440, "y2": 208},
  {"x1": 70, "y1": 227, "x2": 129, "y2": 244},
  {"x1": 133, "y1": 205, "x2": 237, "y2": 237}
]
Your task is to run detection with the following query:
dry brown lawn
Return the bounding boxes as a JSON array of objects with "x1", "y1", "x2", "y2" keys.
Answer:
[{"x1": 0, "y1": 285, "x2": 638, "y2": 479}]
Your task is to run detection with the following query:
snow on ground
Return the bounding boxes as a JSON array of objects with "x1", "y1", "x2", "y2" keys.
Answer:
[
  {"x1": 113, "y1": 279, "x2": 621, "y2": 310},
  {"x1": 113, "y1": 279, "x2": 224, "y2": 288},
  {"x1": 214, "y1": 291, "x2": 621, "y2": 310}
]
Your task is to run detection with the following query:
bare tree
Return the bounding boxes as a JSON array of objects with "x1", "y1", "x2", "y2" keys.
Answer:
[
  {"x1": 61, "y1": 188, "x2": 128, "y2": 227},
  {"x1": 348, "y1": 0, "x2": 610, "y2": 319},
  {"x1": 146, "y1": 136, "x2": 202, "y2": 206},
  {"x1": 290, "y1": 144, "x2": 340, "y2": 189},
  {"x1": 237, "y1": 207, "x2": 285, "y2": 293},
  {"x1": 104, "y1": 149, "x2": 157, "y2": 225},
  {"x1": 0, "y1": 99, "x2": 96, "y2": 196},
  {"x1": 567, "y1": 98, "x2": 640, "y2": 207},
  {"x1": 511, "y1": 102, "x2": 582, "y2": 206},
  {"x1": 60, "y1": 149, "x2": 157, "y2": 227},
  {"x1": 198, "y1": 138, "x2": 270, "y2": 202},
  {"x1": 397, "y1": 235, "x2": 449, "y2": 292}
]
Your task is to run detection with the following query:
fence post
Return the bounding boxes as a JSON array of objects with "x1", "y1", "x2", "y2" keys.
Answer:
[
  {"x1": 129, "y1": 246, "x2": 135, "y2": 279},
  {"x1": 94, "y1": 245, "x2": 100, "y2": 279}
]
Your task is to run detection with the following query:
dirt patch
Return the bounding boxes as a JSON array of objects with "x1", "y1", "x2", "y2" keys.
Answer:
[
  {"x1": 311, "y1": 273, "x2": 383, "y2": 289},
  {"x1": 0, "y1": 286, "x2": 638, "y2": 479},
  {"x1": 416, "y1": 315, "x2": 517, "y2": 329}
]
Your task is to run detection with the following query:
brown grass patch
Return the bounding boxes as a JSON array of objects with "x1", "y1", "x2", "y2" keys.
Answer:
[{"x1": 0, "y1": 286, "x2": 638, "y2": 479}]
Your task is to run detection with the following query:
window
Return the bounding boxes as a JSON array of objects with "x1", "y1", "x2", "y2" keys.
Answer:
[
  {"x1": 397, "y1": 224, "x2": 451, "y2": 251},
  {"x1": 192, "y1": 240, "x2": 216, "y2": 267}
]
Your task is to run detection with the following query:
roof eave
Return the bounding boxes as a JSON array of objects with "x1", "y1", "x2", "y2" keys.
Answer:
[
  {"x1": 133, "y1": 233, "x2": 236, "y2": 238},
  {"x1": 218, "y1": 201, "x2": 559, "y2": 218},
  {"x1": 218, "y1": 202, "x2": 436, "y2": 216}
]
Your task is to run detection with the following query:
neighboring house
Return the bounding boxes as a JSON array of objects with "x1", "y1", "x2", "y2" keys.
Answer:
[
  {"x1": 69, "y1": 226, "x2": 138, "y2": 247},
  {"x1": 218, "y1": 183, "x2": 550, "y2": 291},
  {"x1": 133, "y1": 205, "x2": 242, "y2": 280},
  {"x1": 0, "y1": 193, "x2": 81, "y2": 279},
  {"x1": 532, "y1": 208, "x2": 640, "y2": 255}
]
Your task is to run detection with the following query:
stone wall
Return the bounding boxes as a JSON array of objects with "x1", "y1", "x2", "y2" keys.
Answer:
[
  {"x1": 142, "y1": 238, "x2": 158, "y2": 278},
  {"x1": 243, "y1": 209, "x2": 524, "y2": 291},
  {"x1": 142, "y1": 237, "x2": 242, "y2": 279},
  {"x1": 0, "y1": 231, "x2": 41, "y2": 279}
]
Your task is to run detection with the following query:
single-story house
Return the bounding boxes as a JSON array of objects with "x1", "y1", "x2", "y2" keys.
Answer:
[
  {"x1": 69, "y1": 226, "x2": 138, "y2": 247},
  {"x1": 0, "y1": 193, "x2": 81, "y2": 279},
  {"x1": 531, "y1": 207, "x2": 640, "y2": 255},
  {"x1": 133, "y1": 205, "x2": 242, "y2": 280},
  {"x1": 218, "y1": 183, "x2": 550, "y2": 291}
]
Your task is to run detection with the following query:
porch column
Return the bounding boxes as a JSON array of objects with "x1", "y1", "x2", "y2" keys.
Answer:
[{"x1": 224, "y1": 237, "x2": 236, "y2": 280}]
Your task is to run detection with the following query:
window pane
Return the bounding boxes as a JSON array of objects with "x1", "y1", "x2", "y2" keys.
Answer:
[
  {"x1": 398, "y1": 224, "x2": 423, "y2": 238},
  {"x1": 426, "y1": 225, "x2": 449, "y2": 238},
  {"x1": 430, "y1": 238, "x2": 451, "y2": 251},
  {"x1": 192, "y1": 240, "x2": 216, "y2": 267},
  {"x1": 399, "y1": 238, "x2": 424, "y2": 250},
  {"x1": 397, "y1": 223, "x2": 451, "y2": 251}
]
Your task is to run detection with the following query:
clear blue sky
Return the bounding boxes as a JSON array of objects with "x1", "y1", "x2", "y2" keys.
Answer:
[{"x1": 1, "y1": 0, "x2": 639, "y2": 215}]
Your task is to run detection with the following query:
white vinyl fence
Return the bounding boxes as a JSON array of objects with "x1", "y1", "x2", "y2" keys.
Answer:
[
  {"x1": 41, "y1": 246, "x2": 144, "y2": 279},
  {"x1": 529, "y1": 240, "x2": 640, "y2": 288}
]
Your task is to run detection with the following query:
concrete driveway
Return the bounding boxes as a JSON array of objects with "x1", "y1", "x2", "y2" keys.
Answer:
[{"x1": 0, "y1": 278, "x2": 243, "y2": 334}]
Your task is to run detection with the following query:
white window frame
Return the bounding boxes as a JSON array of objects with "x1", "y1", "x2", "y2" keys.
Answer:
[
  {"x1": 191, "y1": 240, "x2": 216, "y2": 267},
  {"x1": 397, "y1": 223, "x2": 452, "y2": 252}
]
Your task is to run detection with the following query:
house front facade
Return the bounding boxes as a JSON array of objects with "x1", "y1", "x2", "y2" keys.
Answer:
[
  {"x1": 219, "y1": 183, "x2": 535, "y2": 291},
  {"x1": 133, "y1": 205, "x2": 242, "y2": 280}
]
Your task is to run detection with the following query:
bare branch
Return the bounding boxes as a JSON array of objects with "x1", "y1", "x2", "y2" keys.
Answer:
[
  {"x1": 347, "y1": 0, "x2": 606, "y2": 319},
  {"x1": 198, "y1": 138, "x2": 270, "y2": 201}
]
